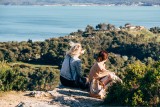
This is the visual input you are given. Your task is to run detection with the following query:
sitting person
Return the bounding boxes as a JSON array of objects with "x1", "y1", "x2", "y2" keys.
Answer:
[
  {"x1": 60, "y1": 41, "x2": 88, "y2": 89},
  {"x1": 89, "y1": 50, "x2": 122, "y2": 99}
]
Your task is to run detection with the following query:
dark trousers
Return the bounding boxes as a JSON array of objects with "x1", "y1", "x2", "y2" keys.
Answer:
[
  {"x1": 60, "y1": 76, "x2": 78, "y2": 88},
  {"x1": 60, "y1": 76, "x2": 89, "y2": 89}
]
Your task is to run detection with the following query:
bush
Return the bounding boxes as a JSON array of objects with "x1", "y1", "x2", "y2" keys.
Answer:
[
  {"x1": 0, "y1": 61, "x2": 59, "y2": 91},
  {"x1": 104, "y1": 61, "x2": 160, "y2": 106}
]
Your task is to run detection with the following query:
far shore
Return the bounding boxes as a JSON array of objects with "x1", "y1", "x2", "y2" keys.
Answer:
[{"x1": 0, "y1": 3, "x2": 160, "y2": 7}]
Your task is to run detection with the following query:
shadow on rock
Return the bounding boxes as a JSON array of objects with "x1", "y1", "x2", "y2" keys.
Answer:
[
  {"x1": 50, "y1": 95, "x2": 103, "y2": 107},
  {"x1": 57, "y1": 88, "x2": 89, "y2": 97},
  {"x1": 49, "y1": 86, "x2": 104, "y2": 107}
]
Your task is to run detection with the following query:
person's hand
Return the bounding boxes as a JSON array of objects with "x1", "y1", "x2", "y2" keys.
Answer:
[
  {"x1": 81, "y1": 49, "x2": 85, "y2": 54},
  {"x1": 111, "y1": 72, "x2": 115, "y2": 75},
  {"x1": 106, "y1": 70, "x2": 115, "y2": 74}
]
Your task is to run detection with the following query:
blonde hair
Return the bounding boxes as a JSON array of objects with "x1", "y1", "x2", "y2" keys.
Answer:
[{"x1": 66, "y1": 41, "x2": 82, "y2": 56}]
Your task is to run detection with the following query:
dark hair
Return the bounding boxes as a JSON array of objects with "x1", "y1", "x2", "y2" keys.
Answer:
[{"x1": 96, "y1": 50, "x2": 108, "y2": 62}]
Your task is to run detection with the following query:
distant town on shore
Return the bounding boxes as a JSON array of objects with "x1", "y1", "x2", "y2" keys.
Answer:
[{"x1": 0, "y1": 0, "x2": 160, "y2": 6}]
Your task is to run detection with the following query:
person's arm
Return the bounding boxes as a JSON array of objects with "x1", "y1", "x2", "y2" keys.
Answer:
[
  {"x1": 103, "y1": 69, "x2": 115, "y2": 74},
  {"x1": 102, "y1": 64, "x2": 115, "y2": 74},
  {"x1": 102, "y1": 68, "x2": 122, "y2": 83},
  {"x1": 100, "y1": 63, "x2": 114, "y2": 74}
]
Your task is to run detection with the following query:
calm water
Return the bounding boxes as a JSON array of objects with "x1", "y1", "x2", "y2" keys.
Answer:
[{"x1": 0, "y1": 5, "x2": 160, "y2": 42}]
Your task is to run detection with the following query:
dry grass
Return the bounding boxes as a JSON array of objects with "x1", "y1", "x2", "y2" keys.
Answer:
[
  {"x1": 123, "y1": 29, "x2": 160, "y2": 43},
  {"x1": 127, "y1": 29, "x2": 156, "y2": 39},
  {"x1": 156, "y1": 34, "x2": 160, "y2": 42},
  {"x1": 0, "y1": 91, "x2": 53, "y2": 107},
  {"x1": 0, "y1": 91, "x2": 20, "y2": 97},
  {"x1": 9, "y1": 62, "x2": 59, "y2": 69}
]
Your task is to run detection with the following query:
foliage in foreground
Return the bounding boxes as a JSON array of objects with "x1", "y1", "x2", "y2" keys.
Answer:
[
  {"x1": 0, "y1": 61, "x2": 59, "y2": 91},
  {"x1": 104, "y1": 61, "x2": 160, "y2": 106}
]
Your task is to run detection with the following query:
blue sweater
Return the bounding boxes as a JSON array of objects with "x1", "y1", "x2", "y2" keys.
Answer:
[{"x1": 60, "y1": 55, "x2": 82, "y2": 81}]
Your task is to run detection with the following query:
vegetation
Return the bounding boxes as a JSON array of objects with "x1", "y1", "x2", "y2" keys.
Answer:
[
  {"x1": 0, "y1": 60, "x2": 59, "y2": 91},
  {"x1": 104, "y1": 61, "x2": 160, "y2": 106},
  {"x1": 0, "y1": 23, "x2": 159, "y2": 106}
]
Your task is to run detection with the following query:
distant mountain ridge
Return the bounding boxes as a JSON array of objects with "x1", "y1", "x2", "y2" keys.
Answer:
[{"x1": 0, "y1": 0, "x2": 160, "y2": 6}]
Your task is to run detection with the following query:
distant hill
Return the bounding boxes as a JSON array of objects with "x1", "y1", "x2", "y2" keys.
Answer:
[{"x1": 0, "y1": 0, "x2": 160, "y2": 6}]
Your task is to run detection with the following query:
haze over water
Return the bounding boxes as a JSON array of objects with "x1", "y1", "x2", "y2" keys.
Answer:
[{"x1": 0, "y1": 5, "x2": 160, "y2": 42}]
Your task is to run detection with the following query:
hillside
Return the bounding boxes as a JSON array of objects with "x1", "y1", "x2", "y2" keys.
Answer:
[
  {"x1": 0, "y1": 23, "x2": 160, "y2": 71},
  {"x1": 0, "y1": 0, "x2": 160, "y2": 5},
  {"x1": 0, "y1": 23, "x2": 160, "y2": 106}
]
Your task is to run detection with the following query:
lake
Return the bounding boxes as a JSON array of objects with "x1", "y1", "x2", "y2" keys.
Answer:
[{"x1": 0, "y1": 5, "x2": 160, "y2": 42}]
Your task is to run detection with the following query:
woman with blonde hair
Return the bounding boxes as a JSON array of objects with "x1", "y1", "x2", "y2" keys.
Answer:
[{"x1": 60, "y1": 41, "x2": 88, "y2": 89}]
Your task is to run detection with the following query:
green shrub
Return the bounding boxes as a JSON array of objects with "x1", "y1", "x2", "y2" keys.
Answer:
[
  {"x1": 0, "y1": 61, "x2": 59, "y2": 91},
  {"x1": 104, "y1": 61, "x2": 160, "y2": 106}
]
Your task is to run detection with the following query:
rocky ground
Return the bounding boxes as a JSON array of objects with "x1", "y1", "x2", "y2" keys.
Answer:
[{"x1": 0, "y1": 86, "x2": 105, "y2": 107}]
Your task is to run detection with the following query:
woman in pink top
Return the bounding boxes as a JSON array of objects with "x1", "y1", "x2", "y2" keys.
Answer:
[
  {"x1": 89, "y1": 50, "x2": 122, "y2": 99},
  {"x1": 89, "y1": 51, "x2": 111, "y2": 85}
]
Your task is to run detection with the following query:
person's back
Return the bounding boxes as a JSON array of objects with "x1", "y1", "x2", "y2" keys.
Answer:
[
  {"x1": 60, "y1": 41, "x2": 88, "y2": 89},
  {"x1": 60, "y1": 54, "x2": 82, "y2": 83},
  {"x1": 89, "y1": 62, "x2": 109, "y2": 83}
]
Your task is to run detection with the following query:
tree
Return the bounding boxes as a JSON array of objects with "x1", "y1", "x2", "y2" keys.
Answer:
[
  {"x1": 107, "y1": 24, "x2": 116, "y2": 31},
  {"x1": 96, "y1": 23, "x2": 107, "y2": 31},
  {"x1": 149, "y1": 27, "x2": 160, "y2": 34},
  {"x1": 85, "y1": 25, "x2": 94, "y2": 33}
]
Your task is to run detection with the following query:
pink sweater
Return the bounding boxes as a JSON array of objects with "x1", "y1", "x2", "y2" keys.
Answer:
[{"x1": 89, "y1": 62, "x2": 109, "y2": 83}]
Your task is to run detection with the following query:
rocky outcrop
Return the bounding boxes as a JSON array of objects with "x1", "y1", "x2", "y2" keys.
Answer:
[{"x1": 16, "y1": 85, "x2": 105, "y2": 107}]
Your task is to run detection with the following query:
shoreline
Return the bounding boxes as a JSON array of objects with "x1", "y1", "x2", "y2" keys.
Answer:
[{"x1": 0, "y1": 3, "x2": 160, "y2": 7}]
